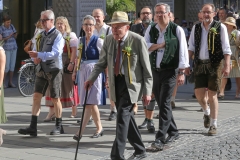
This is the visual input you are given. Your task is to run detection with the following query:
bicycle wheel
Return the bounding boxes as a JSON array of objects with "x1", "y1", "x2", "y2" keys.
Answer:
[{"x1": 18, "y1": 63, "x2": 36, "y2": 97}]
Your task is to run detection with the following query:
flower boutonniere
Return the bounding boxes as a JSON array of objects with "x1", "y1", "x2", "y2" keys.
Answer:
[
  {"x1": 230, "y1": 30, "x2": 237, "y2": 42},
  {"x1": 100, "y1": 34, "x2": 105, "y2": 39},
  {"x1": 64, "y1": 35, "x2": 71, "y2": 58},
  {"x1": 122, "y1": 45, "x2": 132, "y2": 56},
  {"x1": 121, "y1": 41, "x2": 133, "y2": 84},
  {"x1": 76, "y1": 42, "x2": 83, "y2": 70},
  {"x1": 208, "y1": 22, "x2": 221, "y2": 54}
]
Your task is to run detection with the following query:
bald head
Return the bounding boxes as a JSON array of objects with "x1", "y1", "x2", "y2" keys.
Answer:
[{"x1": 92, "y1": 8, "x2": 105, "y2": 26}]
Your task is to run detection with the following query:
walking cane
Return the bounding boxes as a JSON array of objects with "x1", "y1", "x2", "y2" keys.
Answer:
[{"x1": 74, "y1": 85, "x2": 89, "y2": 160}]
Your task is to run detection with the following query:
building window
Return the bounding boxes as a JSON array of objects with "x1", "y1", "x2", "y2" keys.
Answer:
[{"x1": 45, "y1": 0, "x2": 52, "y2": 10}]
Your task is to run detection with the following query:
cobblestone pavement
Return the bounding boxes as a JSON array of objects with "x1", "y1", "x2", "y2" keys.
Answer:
[
  {"x1": 145, "y1": 115, "x2": 240, "y2": 160},
  {"x1": 99, "y1": 115, "x2": 240, "y2": 160},
  {"x1": 1, "y1": 79, "x2": 240, "y2": 160}
]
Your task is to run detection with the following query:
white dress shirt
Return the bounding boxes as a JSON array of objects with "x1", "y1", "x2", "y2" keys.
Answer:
[
  {"x1": 33, "y1": 27, "x2": 65, "y2": 69},
  {"x1": 188, "y1": 21, "x2": 232, "y2": 59},
  {"x1": 144, "y1": 24, "x2": 189, "y2": 69},
  {"x1": 93, "y1": 23, "x2": 112, "y2": 37}
]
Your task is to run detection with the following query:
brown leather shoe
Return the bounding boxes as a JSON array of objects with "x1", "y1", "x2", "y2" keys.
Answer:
[
  {"x1": 208, "y1": 125, "x2": 217, "y2": 135},
  {"x1": 203, "y1": 114, "x2": 210, "y2": 128}
]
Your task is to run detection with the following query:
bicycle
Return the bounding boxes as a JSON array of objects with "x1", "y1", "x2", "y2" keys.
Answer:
[{"x1": 18, "y1": 58, "x2": 36, "y2": 97}]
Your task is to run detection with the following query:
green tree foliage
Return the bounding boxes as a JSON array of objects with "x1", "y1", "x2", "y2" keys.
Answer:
[{"x1": 106, "y1": 0, "x2": 135, "y2": 17}]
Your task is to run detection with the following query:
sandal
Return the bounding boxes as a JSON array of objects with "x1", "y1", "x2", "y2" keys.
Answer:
[
  {"x1": 73, "y1": 134, "x2": 82, "y2": 141},
  {"x1": 8, "y1": 83, "x2": 16, "y2": 88}
]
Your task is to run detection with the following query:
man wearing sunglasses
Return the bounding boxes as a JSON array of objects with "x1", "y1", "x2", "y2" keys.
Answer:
[
  {"x1": 131, "y1": 6, "x2": 156, "y2": 134},
  {"x1": 18, "y1": 10, "x2": 65, "y2": 136}
]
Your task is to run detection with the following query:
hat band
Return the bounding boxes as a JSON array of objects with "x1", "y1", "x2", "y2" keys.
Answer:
[{"x1": 111, "y1": 19, "x2": 129, "y2": 23}]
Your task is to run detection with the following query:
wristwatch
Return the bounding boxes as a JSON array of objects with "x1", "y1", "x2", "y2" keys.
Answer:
[
  {"x1": 70, "y1": 62, "x2": 75, "y2": 65},
  {"x1": 178, "y1": 71, "x2": 184, "y2": 75}
]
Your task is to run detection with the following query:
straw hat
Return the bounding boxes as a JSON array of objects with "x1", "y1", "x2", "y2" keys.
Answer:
[
  {"x1": 223, "y1": 17, "x2": 237, "y2": 29},
  {"x1": 108, "y1": 11, "x2": 131, "y2": 25}
]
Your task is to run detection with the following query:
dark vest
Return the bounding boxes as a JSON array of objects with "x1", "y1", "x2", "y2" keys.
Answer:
[
  {"x1": 194, "y1": 21, "x2": 224, "y2": 64},
  {"x1": 39, "y1": 28, "x2": 62, "y2": 72},
  {"x1": 131, "y1": 22, "x2": 154, "y2": 37},
  {"x1": 81, "y1": 35, "x2": 99, "y2": 60},
  {"x1": 149, "y1": 22, "x2": 179, "y2": 70}
]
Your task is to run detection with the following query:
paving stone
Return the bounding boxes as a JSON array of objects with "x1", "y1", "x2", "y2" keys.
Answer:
[{"x1": 2, "y1": 81, "x2": 240, "y2": 159}]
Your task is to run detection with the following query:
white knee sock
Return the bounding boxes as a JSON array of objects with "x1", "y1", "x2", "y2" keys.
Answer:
[
  {"x1": 204, "y1": 107, "x2": 210, "y2": 115},
  {"x1": 110, "y1": 106, "x2": 117, "y2": 113},
  {"x1": 210, "y1": 118, "x2": 217, "y2": 127}
]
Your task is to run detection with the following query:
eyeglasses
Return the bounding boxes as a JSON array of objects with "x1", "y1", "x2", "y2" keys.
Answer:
[
  {"x1": 155, "y1": 11, "x2": 168, "y2": 15},
  {"x1": 141, "y1": 12, "x2": 152, "y2": 15},
  {"x1": 83, "y1": 24, "x2": 94, "y2": 27},
  {"x1": 39, "y1": 19, "x2": 50, "y2": 23},
  {"x1": 201, "y1": 11, "x2": 214, "y2": 15}
]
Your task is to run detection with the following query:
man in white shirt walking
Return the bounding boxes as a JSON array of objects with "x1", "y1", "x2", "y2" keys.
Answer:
[
  {"x1": 144, "y1": 3, "x2": 189, "y2": 150},
  {"x1": 92, "y1": 8, "x2": 117, "y2": 121},
  {"x1": 187, "y1": 3, "x2": 231, "y2": 136}
]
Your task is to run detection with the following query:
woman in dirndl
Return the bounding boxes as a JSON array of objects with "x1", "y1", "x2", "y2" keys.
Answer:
[
  {"x1": 44, "y1": 16, "x2": 79, "y2": 121},
  {"x1": 219, "y1": 17, "x2": 240, "y2": 99},
  {"x1": 72, "y1": 15, "x2": 104, "y2": 140}
]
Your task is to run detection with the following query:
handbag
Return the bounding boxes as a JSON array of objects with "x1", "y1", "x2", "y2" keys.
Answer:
[{"x1": 24, "y1": 40, "x2": 32, "y2": 53}]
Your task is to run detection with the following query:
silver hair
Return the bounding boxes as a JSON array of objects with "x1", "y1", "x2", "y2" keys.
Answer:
[
  {"x1": 154, "y1": 3, "x2": 171, "y2": 13},
  {"x1": 41, "y1": 10, "x2": 55, "y2": 22},
  {"x1": 82, "y1": 15, "x2": 96, "y2": 25}
]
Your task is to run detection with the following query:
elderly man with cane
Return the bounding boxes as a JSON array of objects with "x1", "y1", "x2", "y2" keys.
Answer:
[{"x1": 84, "y1": 11, "x2": 153, "y2": 160}]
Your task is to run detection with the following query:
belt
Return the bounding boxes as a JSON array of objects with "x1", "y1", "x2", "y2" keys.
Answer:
[{"x1": 198, "y1": 59, "x2": 210, "y2": 64}]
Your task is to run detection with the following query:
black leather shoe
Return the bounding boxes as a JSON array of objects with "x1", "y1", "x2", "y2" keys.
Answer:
[
  {"x1": 92, "y1": 129, "x2": 104, "y2": 138},
  {"x1": 50, "y1": 125, "x2": 64, "y2": 135},
  {"x1": 147, "y1": 119, "x2": 155, "y2": 133},
  {"x1": 138, "y1": 118, "x2": 148, "y2": 129},
  {"x1": 73, "y1": 134, "x2": 82, "y2": 141},
  {"x1": 165, "y1": 133, "x2": 179, "y2": 144},
  {"x1": 77, "y1": 118, "x2": 93, "y2": 125},
  {"x1": 127, "y1": 152, "x2": 147, "y2": 160},
  {"x1": 203, "y1": 114, "x2": 210, "y2": 128},
  {"x1": 109, "y1": 111, "x2": 117, "y2": 121},
  {"x1": 18, "y1": 127, "x2": 37, "y2": 137},
  {"x1": 192, "y1": 94, "x2": 196, "y2": 98},
  {"x1": 151, "y1": 139, "x2": 164, "y2": 150}
]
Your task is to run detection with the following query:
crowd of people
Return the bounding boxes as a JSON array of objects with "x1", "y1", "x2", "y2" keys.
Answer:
[{"x1": 0, "y1": 2, "x2": 239, "y2": 160}]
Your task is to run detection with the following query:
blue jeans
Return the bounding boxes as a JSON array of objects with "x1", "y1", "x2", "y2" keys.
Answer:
[{"x1": 5, "y1": 49, "x2": 17, "y2": 72}]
